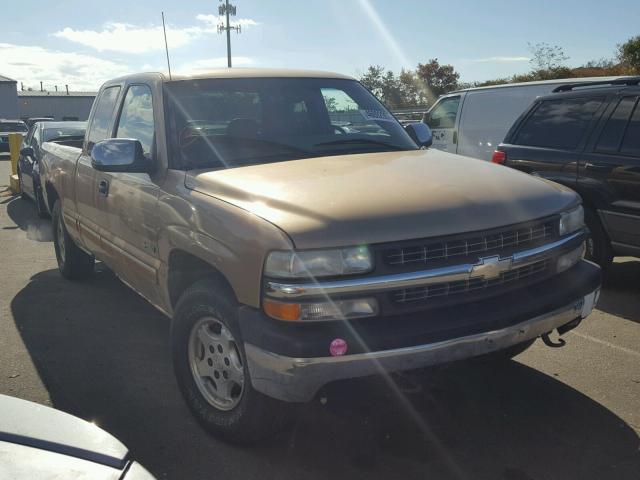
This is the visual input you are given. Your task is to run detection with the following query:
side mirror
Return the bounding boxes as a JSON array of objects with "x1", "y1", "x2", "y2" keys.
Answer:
[
  {"x1": 91, "y1": 138, "x2": 154, "y2": 173},
  {"x1": 405, "y1": 123, "x2": 433, "y2": 148},
  {"x1": 20, "y1": 146, "x2": 35, "y2": 157}
]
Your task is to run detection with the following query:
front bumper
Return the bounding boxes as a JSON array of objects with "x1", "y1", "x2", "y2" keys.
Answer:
[
  {"x1": 246, "y1": 287, "x2": 599, "y2": 402},
  {"x1": 243, "y1": 259, "x2": 601, "y2": 402}
]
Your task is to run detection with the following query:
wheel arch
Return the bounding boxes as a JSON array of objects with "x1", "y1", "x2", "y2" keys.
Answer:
[{"x1": 166, "y1": 249, "x2": 238, "y2": 312}]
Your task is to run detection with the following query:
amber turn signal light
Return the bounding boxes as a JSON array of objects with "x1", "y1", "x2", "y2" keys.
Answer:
[{"x1": 263, "y1": 298, "x2": 301, "y2": 321}]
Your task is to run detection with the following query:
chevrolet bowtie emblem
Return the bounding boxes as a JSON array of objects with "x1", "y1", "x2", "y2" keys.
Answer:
[{"x1": 471, "y1": 255, "x2": 513, "y2": 280}]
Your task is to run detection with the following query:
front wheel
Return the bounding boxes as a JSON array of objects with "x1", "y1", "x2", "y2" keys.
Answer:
[
  {"x1": 172, "y1": 279, "x2": 293, "y2": 444},
  {"x1": 52, "y1": 200, "x2": 94, "y2": 280}
]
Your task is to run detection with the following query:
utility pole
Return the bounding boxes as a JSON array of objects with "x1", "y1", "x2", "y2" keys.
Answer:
[{"x1": 217, "y1": 0, "x2": 241, "y2": 68}]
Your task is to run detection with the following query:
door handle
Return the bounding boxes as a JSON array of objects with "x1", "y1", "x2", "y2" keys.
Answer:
[
  {"x1": 584, "y1": 162, "x2": 611, "y2": 173},
  {"x1": 453, "y1": 130, "x2": 458, "y2": 145},
  {"x1": 98, "y1": 179, "x2": 109, "y2": 197}
]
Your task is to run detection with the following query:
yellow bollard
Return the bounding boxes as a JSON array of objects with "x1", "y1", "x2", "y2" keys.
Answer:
[{"x1": 8, "y1": 133, "x2": 23, "y2": 194}]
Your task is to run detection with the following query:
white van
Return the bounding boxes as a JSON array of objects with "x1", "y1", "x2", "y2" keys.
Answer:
[{"x1": 422, "y1": 77, "x2": 628, "y2": 161}]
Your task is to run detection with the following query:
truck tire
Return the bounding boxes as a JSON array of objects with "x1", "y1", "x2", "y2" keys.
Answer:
[
  {"x1": 171, "y1": 278, "x2": 293, "y2": 444},
  {"x1": 584, "y1": 208, "x2": 613, "y2": 271},
  {"x1": 52, "y1": 200, "x2": 94, "y2": 280}
]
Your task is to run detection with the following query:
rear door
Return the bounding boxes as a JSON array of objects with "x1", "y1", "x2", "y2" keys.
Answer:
[
  {"x1": 424, "y1": 94, "x2": 464, "y2": 153},
  {"x1": 502, "y1": 95, "x2": 607, "y2": 186},
  {"x1": 581, "y1": 93, "x2": 640, "y2": 251}
]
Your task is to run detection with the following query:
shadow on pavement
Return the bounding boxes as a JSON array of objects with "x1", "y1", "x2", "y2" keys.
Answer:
[
  {"x1": 5, "y1": 196, "x2": 52, "y2": 241},
  {"x1": 598, "y1": 260, "x2": 640, "y2": 324},
  {"x1": 10, "y1": 268, "x2": 640, "y2": 480}
]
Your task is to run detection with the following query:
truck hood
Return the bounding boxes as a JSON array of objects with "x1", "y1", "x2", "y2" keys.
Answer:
[{"x1": 185, "y1": 150, "x2": 578, "y2": 249}]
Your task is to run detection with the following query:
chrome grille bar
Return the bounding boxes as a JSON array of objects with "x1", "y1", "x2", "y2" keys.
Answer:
[{"x1": 393, "y1": 259, "x2": 549, "y2": 304}]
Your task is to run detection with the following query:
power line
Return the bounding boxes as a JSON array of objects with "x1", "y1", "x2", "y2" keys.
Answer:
[{"x1": 217, "y1": 0, "x2": 242, "y2": 68}]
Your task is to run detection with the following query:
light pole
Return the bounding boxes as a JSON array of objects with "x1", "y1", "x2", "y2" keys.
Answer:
[{"x1": 217, "y1": 0, "x2": 241, "y2": 68}]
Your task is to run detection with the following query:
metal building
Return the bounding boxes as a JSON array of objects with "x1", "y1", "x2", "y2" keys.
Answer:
[
  {"x1": 0, "y1": 75, "x2": 19, "y2": 119},
  {"x1": 17, "y1": 90, "x2": 96, "y2": 121}
]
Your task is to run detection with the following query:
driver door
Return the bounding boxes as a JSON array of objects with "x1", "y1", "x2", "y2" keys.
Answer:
[
  {"x1": 99, "y1": 84, "x2": 161, "y2": 302},
  {"x1": 424, "y1": 94, "x2": 464, "y2": 153}
]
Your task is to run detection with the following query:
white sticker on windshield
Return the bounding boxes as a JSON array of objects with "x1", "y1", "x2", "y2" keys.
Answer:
[{"x1": 359, "y1": 109, "x2": 395, "y2": 122}]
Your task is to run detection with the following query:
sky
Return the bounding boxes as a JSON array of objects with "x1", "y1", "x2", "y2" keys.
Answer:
[{"x1": 0, "y1": 0, "x2": 638, "y2": 91}]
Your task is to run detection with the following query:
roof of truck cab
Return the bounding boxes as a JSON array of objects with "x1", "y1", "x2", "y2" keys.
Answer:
[
  {"x1": 448, "y1": 76, "x2": 636, "y2": 94},
  {"x1": 166, "y1": 68, "x2": 354, "y2": 81},
  {"x1": 107, "y1": 69, "x2": 354, "y2": 85}
]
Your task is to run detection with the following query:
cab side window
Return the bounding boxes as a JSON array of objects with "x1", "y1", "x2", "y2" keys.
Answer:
[
  {"x1": 425, "y1": 96, "x2": 460, "y2": 129},
  {"x1": 86, "y1": 86, "x2": 121, "y2": 152},
  {"x1": 596, "y1": 96, "x2": 638, "y2": 154},
  {"x1": 515, "y1": 97, "x2": 603, "y2": 150},
  {"x1": 620, "y1": 99, "x2": 640, "y2": 157},
  {"x1": 116, "y1": 85, "x2": 155, "y2": 156}
]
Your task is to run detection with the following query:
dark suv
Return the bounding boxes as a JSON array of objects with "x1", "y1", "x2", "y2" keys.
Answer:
[{"x1": 494, "y1": 77, "x2": 640, "y2": 269}]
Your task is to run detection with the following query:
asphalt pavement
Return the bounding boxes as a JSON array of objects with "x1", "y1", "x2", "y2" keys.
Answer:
[{"x1": 0, "y1": 157, "x2": 639, "y2": 480}]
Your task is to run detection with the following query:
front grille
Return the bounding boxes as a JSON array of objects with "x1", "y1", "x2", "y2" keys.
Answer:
[
  {"x1": 384, "y1": 220, "x2": 554, "y2": 267},
  {"x1": 392, "y1": 259, "x2": 550, "y2": 304}
]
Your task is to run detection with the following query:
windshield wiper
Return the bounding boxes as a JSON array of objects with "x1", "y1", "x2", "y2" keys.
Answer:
[{"x1": 314, "y1": 138, "x2": 406, "y2": 150}]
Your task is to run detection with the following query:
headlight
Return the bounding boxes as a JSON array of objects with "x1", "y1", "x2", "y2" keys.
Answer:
[
  {"x1": 264, "y1": 246, "x2": 373, "y2": 279},
  {"x1": 559, "y1": 205, "x2": 584, "y2": 236}
]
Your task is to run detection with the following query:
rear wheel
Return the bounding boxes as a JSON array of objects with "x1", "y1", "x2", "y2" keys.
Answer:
[
  {"x1": 52, "y1": 200, "x2": 94, "y2": 280},
  {"x1": 584, "y1": 208, "x2": 613, "y2": 270},
  {"x1": 172, "y1": 278, "x2": 293, "y2": 443}
]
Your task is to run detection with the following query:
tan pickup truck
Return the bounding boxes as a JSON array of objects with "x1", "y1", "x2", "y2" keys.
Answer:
[{"x1": 40, "y1": 69, "x2": 601, "y2": 443}]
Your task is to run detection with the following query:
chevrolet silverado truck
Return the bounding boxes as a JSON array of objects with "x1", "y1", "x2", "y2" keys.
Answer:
[{"x1": 40, "y1": 69, "x2": 601, "y2": 443}]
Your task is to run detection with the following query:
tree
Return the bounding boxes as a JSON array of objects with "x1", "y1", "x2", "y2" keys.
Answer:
[
  {"x1": 415, "y1": 59, "x2": 460, "y2": 103},
  {"x1": 528, "y1": 42, "x2": 569, "y2": 72},
  {"x1": 358, "y1": 65, "x2": 407, "y2": 109},
  {"x1": 618, "y1": 35, "x2": 640, "y2": 73},
  {"x1": 359, "y1": 65, "x2": 386, "y2": 100},
  {"x1": 398, "y1": 69, "x2": 428, "y2": 106}
]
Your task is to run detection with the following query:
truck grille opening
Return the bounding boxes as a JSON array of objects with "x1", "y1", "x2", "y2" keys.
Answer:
[
  {"x1": 384, "y1": 220, "x2": 554, "y2": 267},
  {"x1": 392, "y1": 259, "x2": 550, "y2": 304}
]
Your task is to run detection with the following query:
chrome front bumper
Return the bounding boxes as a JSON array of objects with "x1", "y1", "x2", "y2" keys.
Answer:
[{"x1": 245, "y1": 288, "x2": 599, "y2": 402}]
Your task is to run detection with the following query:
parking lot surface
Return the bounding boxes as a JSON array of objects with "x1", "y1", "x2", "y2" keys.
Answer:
[{"x1": 1, "y1": 157, "x2": 639, "y2": 480}]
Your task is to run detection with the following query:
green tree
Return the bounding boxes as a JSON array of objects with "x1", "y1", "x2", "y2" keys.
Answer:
[
  {"x1": 359, "y1": 66, "x2": 407, "y2": 109},
  {"x1": 618, "y1": 35, "x2": 640, "y2": 73},
  {"x1": 415, "y1": 59, "x2": 460, "y2": 103},
  {"x1": 359, "y1": 65, "x2": 386, "y2": 100}
]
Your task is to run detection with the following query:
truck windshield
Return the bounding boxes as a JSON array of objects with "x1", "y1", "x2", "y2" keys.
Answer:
[{"x1": 164, "y1": 77, "x2": 417, "y2": 170}]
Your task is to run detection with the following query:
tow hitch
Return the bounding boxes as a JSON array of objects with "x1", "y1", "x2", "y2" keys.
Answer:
[{"x1": 541, "y1": 317, "x2": 583, "y2": 348}]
